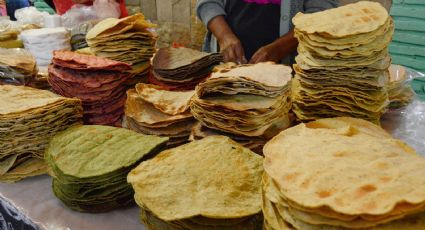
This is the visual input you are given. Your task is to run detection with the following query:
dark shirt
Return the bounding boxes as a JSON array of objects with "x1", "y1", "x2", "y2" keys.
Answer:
[
  {"x1": 5, "y1": 0, "x2": 29, "y2": 20},
  {"x1": 225, "y1": 0, "x2": 281, "y2": 60}
]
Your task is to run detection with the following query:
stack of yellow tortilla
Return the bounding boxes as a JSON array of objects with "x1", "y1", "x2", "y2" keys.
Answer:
[
  {"x1": 86, "y1": 13, "x2": 156, "y2": 79},
  {"x1": 128, "y1": 136, "x2": 264, "y2": 229},
  {"x1": 124, "y1": 83, "x2": 196, "y2": 148},
  {"x1": 0, "y1": 85, "x2": 83, "y2": 182},
  {"x1": 0, "y1": 48, "x2": 37, "y2": 85},
  {"x1": 292, "y1": 1, "x2": 393, "y2": 124},
  {"x1": 262, "y1": 117, "x2": 425, "y2": 229},
  {"x1": 388, "y1": 64, "x2": 414, "y2": 109},
  {"x1": 0, "y1": 27, "x2": 23, "y2": 48},
  {"x1": 190, "y1": 62, "x2": 292, "y2": 153}
]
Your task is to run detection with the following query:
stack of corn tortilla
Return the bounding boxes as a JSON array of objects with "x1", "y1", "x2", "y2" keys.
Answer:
[
  {"x1": 124, "y1": 83, "x2": 196, "y2": 148},
  {"x1": 190, "y1": 62, "x2": 292, "y2": 154},
  {"x1": 46, "y1": 125, "x2": 168, "y2": 212},
  {"x1": 48, "y1": 50, "x2": 132, "y2": 126},
  {"x1": 387, "y1": 64, "x2": 414, "y2": 109},
  {"x1": 0, "y1": 48, "x2": 37, "y2": 85},
  {"x1": 86, "y1": 13, "x2": 156, "y2": 80},
  {"x1": 262, "y1": 117, "x2": 425, "y2": 229},
  {"x1": 0, "y1": 85, "x2": 82, "y2": 183},
  {"x1": 292, "y1": 1, "x2": 393, "y2": 124},
  {"x1": 150, "y1": 47, "x2": 223, "y2": 91},
  {"x1": 128, "y1": 136, "x2": 264, "y2": 229}
]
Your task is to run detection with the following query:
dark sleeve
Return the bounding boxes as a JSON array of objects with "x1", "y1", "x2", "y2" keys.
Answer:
[
  {"x1": 196, "y1": 0, "x2": 226, "y2": 27},
  {"x1": 304, "y1": 0, "x2": 339, "y2": 13}
]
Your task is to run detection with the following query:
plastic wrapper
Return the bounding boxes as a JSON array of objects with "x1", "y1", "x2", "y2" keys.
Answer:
[
  {"x1": 144, "y1": 0, "x2": 206, "y2": 50},
  {"x1": 14, "y1": 7, "x2": 48, "y2": 26},
  {"x1": 70, "y1": 19, "x2": 100, "y2": 51},
  {"x1": 61, "y1": 4, "x2": 97, "y2": 29},
  {"x1": 93, "y1": 0, "x2": 121, "y2": 19},
  {"x1": 0, "y1": 48, "x2": 37, "y2": 86},
  {"x1": 382, "y1": 68, "x2": 425, "y2": 155}
]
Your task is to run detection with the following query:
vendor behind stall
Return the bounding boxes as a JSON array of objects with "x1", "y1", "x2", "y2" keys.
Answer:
[
  {"x1": 52, "y1": 0, "x2": 128, "y2": 17},
  {"x1": 196, "y1": 0, "x2": 338, "y2": 64}
]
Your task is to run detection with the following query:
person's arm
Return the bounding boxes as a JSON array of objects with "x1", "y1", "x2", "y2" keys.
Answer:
[
  {"x1": 196, "y1": 0, "x2": 246, "y2": 63},
  {"x1": 208, "y1": 16, "x2": 246, "y2": 64},
  {"x1": 250, "y1": 30, "x2": 298, "y2": 64}
]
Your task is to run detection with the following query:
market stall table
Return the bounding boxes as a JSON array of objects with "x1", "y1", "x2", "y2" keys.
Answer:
[{"x1": 0, "y1": 98, "x2": 424, "y2": 230}]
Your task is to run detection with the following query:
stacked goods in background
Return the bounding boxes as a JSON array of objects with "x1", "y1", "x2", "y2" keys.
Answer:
[
  {"x1": 128, "y1": 136, "x2": 264, "y2": 229},
  {"x1": 46, "y1": 125, "x2": 168, "y2": 212},
  {"x1": 190, "y1": 62, "x2": 292, "y2": 154},
  {"x1": 0, "y1": 48, "x2": 36, "y2": 85},
  {"x1": 292, "y1": 1, "x2": 393, "y2": 124},
  {"x1": 70, "y1": 20, "x2": 100, "y2": 51},
  {"x1": 48, "y1": 50, "x2": 132, "y2": 126},
  {"x1": 20, "y1": 27, "x2": 71, "y2": 70},
  {"x1": 86, "y1": 14, "x2": 156, "y2": 81},
  {"x1": 150, "y1": 47, "x2": 222, "y2": 91},
  {"x1": 0, "y1": 85, "x2": 82, "y2": 182},
  {"x1": 124, "y1": 83, "x2": 196, "y2": 148},
  {"x1": 0, "y1": 25, "x2": 23, "y2": 48},
  {"x1": 387, "y1": 64, "x2": 414, "y2": 109},
  {"x1": 139, "y1": 0, "x2": 207, "y2": 50},
  {"x1": 390, "y1": 0, "x2": 425, "y2": 73},
  {"x1": 262, "y1": 117, "x2": 425, "y2": 230}
]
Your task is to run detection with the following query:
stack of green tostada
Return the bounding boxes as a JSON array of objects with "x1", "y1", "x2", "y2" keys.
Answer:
[
  {"x1": 45, "y1": 125, "x2": 168, "y2": 213},
  {"x1": 0, "y1": 85, "x2": 83, "y2": 183},
  {"x1": 292, "y1": 1, "x2": 393, "y2": 124}
]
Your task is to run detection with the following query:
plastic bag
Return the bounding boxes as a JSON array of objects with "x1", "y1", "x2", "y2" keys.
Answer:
[
  {"x1": 93, "y1": 0, "x2": 120, "y2": 19},
  {"x1": 14, "y1": 7, "x2": 48, "y2": 26},
  {"x1": 61, "y1": 4, "x2": 97, "y2": 29}
]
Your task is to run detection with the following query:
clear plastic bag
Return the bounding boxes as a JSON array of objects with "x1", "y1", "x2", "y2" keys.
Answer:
[
  {"x1": 14, "y1": 7, "x2": 48, "y2": 26},
  {"x1": 93, "y1": 0, "x2": 120, "y2": 19},
  {"x1": 61, "y1": 4, "x2": 97, "y2": 29}
]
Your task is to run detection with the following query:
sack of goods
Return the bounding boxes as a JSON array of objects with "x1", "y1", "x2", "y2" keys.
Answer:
[
  {"x1": 150, "y1": 47, "x2": 223, "y2": 91},
  {"x1": 0, "y1": 85, "x2": 82, "y2": 183},
  {"x1": 262, "y1": 117, "x2": 425, "y2": 230},
  {"x1": 48, "y1": 50, "x2": 132, "y2": 126},
  {"x1": 128, "y1": 136, "x2": 264, "y2": 229},
  {"x1": 0, "y1": 48, "x2": 36, "y2": 85},
  {"x1": 292, "y1": 1, "x2": 393, "y2": 124},
  {"x1": 190, "y1": 62, "x2": 292, "y2": 153},
  {"x1": 46, "y1": 125, "x2": 168, "y2": 213},
  {"x1": 20, "y1": 27, "x2": 71, "y2": 69},
  {"x1": 124, "y1": 83, "x2": 196, "y2": 148},
  {"x1": 387, "y1": 64, "x2": 414, "y2": 109},
  {"x1": 86, "y1": 13, "x2": 156, "y2": 78}
]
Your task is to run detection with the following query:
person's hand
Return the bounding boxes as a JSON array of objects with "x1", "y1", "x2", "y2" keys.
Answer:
[
  {"x1": 249, "y1": 43, "x2": 283, "y2": 64},
  {"x1": 218, "y1": 35, "x2": 247, "y2": 64},
  {"x1": 250, "y1": 30, "x2": 298, "y2": 64},
  {"x1": 207, "y1": 16, "x2": 247, "y2": 64}
]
